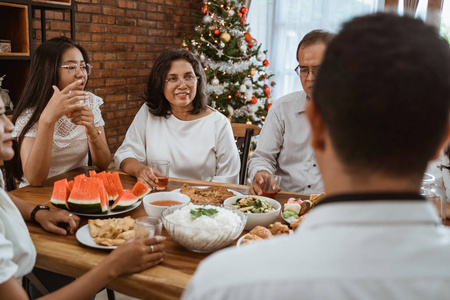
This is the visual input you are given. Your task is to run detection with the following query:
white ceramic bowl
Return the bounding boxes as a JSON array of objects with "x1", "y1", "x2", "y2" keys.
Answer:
[
  {"x1": 161, "y1": 203, "x2": 247, "y2": 253},
  {"x1": 223, "y1": 195, "x2": 281, "y2": 230},
  {"x1": 143, "y1": 192, "x2": 190, "y2": 218}
]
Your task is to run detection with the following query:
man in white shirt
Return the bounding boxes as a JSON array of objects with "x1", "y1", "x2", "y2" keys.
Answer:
[
  {"x1": 183, "y1": 13, "x2": 450, "y2": 300},
  {"x1": 248, "y1": 30, "x2": 334, "y2": 195}
]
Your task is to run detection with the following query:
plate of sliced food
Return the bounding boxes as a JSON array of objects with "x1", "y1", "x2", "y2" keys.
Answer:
[
  {"x1": 172, "y1": 183, "x2": 242, "y2": 204},
  {"x1": 281, "y1": 192, "x2": 326, "y2": 225},
  {"x1": 237, "y1": 222, "x2": 292, "y2": 247},
  {"x1": 76, "y1": 216, "x2": 135, "y2": 250}
]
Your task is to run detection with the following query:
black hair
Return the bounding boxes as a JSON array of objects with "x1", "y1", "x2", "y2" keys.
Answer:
[
  {"x1": 313, "y1": 13, "x2": 450, "y2": 177},
  {"x1": 9, "y1": 36, "x2": 90, "y2": 181},
  {"x1": 144, "y1": 48, "x2": 208, "y2": 117},
  {"x1": 296, "y1": 30, "x2": 335, "y2": 61}
]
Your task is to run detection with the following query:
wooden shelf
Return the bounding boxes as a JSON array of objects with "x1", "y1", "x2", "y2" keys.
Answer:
[
  {"x1": 0, "y1": 2, "x2": 30, "y2": 55},
  {"x1": 32, "y1": 0, "x2": 71, "y2": 5},
  {"x1": 0, "y1": 60, "x2": 30, "y2": 106}
]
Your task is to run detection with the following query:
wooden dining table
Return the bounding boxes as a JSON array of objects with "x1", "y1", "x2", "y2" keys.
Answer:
[{"x1": 10, "y1": 167, "x2": 307, "y2": 300}]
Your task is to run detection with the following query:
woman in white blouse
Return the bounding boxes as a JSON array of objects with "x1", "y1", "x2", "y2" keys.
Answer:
[
  {"x1": 11, "y1": 37, "x2": 111, "y2": 187},
  {"x1": 115, "y1": 49, "x2": 240, "y2": 187}
]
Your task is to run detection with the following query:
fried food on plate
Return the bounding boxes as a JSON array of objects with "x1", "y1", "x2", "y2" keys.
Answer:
[
  {"x1": 88, "y1": 216, "x2": 135, "y2": 247},
  {"x1": 180, "y1": 183, "x2": 235, "y2": 204},
  {"x1": 241, "y1": 233, "x2": 262, "y2": 245},
  {"x1": 268, "y1": 222, "x2": 290, "y2": 235},
  {"x1": 249, "y1": 226, "x2": 273, "y2": 239}
]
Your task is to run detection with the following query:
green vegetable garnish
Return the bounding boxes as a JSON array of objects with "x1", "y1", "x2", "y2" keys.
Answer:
[{"x1": 190, "y1": 207, "x2": 219, "y2": 219}]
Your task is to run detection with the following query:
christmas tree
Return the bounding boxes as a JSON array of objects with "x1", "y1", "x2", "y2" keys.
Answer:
[{"x1": 182, "y1": 0, "x2": 275, "y2": 125}]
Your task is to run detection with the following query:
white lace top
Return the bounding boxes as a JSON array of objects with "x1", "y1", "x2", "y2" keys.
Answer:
[{"x1": 12, "y1": 92, "x2": 105, "y2": 186}]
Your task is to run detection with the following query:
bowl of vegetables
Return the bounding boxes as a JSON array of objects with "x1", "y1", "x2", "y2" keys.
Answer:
[{"x1": 224, "y1": 195, "x2": 281, "y2": 230}]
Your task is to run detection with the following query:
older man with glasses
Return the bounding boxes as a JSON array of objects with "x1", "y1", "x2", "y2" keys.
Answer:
[{"x1": 248, "y1": 30, "x2": 334, "y2": 195}]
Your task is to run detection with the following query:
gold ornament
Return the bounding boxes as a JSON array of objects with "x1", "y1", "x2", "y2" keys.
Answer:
[
  {"x1": 220, "y1": 32, "x2": 231, "y2": 43},
  {"x1": 249, "y1": 69, "x2": 256, "y2": 76}
]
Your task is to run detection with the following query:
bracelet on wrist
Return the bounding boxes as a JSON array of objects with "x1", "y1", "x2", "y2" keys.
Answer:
[
  {"x1": 30, "y1": 205, "x2": 50, "y2": 223},
  {"x1": 88, "y1": 130, "x2": 101, "y2": 143}
]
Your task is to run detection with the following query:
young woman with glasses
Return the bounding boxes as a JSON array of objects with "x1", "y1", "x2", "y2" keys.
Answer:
[
  {"x1": 10, "y1": 37, "x2": 111, "y2": 187},
  {"x1": 114, "y1": 48, "x2": 240, "y2": 187}
]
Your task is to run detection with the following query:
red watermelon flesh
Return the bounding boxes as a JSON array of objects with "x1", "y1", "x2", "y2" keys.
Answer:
[
  {"x1": 96, "y1": 171, "x2": 114, "y2": 203},
  {"x1": 89, "y1": 170, "x2": 97, "y2": 178},
  {"x1": 131, "y1": 181, "x2": 151, "y2": 199},
  {"x1": 67, "y1": 180, "x2": 74, "y2": 193},
  {"x1": 98, "y1": 179, "x2": 108, "y2": 213},
  {"x1": 68, "y1": 177, "x2": 102, "y2": 214},
  {"x1": 50, "y1": 179, "x2": 70, "y2": 210},
  {"x1": 111, "y1": 189, "x2": 138, "y2": 211},
  {"x1": 108, "y1": 172, "x2": 123, "y2": 202}
]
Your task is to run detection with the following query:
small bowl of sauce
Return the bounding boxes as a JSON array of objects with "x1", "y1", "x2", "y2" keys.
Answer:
[{"x1": 143, "y1": 192, "x2": 190, "y2": 218}]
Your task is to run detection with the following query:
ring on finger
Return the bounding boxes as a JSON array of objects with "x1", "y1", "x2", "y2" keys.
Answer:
[
  {"x1": 68, "y1": 90, "x2": 72, "y2": 98},
  {"x1": 69, "y1": 213, "x2": 73, "y2": 217},
  {"x1": 150, "y1": 245, "x2": 155, "y2": 253}
]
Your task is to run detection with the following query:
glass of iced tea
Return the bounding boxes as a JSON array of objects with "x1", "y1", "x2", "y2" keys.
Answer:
[
  {"x1": 150, "y1": 160, "x2": 170, "y2": 190},
  {"x1": 261, "y1": 173, "x2": 281, "y2": 199}
]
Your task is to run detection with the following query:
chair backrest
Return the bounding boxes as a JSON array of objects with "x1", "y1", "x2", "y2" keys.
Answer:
[{"x1": 231, "y1": 123, "x2": 261, "y2": 185}]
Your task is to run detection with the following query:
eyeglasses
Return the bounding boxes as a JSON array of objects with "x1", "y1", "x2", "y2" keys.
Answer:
[
  {"x1": 165, "y1": 74, "x2": 198, "y2": 87},
  {"x1": 60, "y1": 63, "x2": 92, "y2": 76},
  {"x1": 294, "y1": 65, "x2": 320, "y2": 78}
]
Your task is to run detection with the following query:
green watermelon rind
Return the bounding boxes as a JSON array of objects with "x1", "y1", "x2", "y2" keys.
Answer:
[
  {"x1": 68, "y1": 200, "x2": 102, "y2": 214},
  {"x1": 111, "y1": 190, "x2": 139, "y2": 211},
  {"x1": 50, "y1": 199, "x2": 68, "y2": 210}
]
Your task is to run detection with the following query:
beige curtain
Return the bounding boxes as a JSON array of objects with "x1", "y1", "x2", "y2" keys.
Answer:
[
  {"x1": 245, "y1": 0, "x2": 252, "y2": 11},
  {"x1": 404, "y1": 0, "x2": 419, "y2": 15}
]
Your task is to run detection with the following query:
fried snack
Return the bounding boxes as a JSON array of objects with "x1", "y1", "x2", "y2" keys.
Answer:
[
  {"x1": 241, "y1": 233, "x2": 262, "y2": 244},
  {"x1": 88, "y1": 216, "x2": 135, "y2": 246},
  {"x1": 249, "y1": 226, "x2": 273, "y2": 239},
  {"x1": 290, "y1": 215, "x2": 306, "y2": 231},
  {"x1": 180, "y1": 183, "x2": 235, "y2": 204},
  {"x1": 94, "y1": 237, "x2": 126, "y2": 247},
  {"x1": 268, "y1": 222, "x2": 290, "y2": 235},
  {"x1": 299, "y1": 192, "x2": 327, "y2": 215}
]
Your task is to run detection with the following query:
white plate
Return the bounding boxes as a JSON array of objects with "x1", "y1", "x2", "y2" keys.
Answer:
[
  {"x1": 75, "y1": 224, "x2": 117, "y2": 250},
  {"x1": 70, "y1": 200, "x2": 141, "y2": 217},
  {"x1": 171, "y1": 186, "x2": 243, "y2": 196}
]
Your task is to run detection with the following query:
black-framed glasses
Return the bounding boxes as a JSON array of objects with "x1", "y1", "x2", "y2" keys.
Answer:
[
  {"x1": 60, "y1": 63, "x2": 92, "y2": 76},
  {"x1": 294, "y1": 65, "x2": 320, "y2": 78},
  {"x1": 165, "y1": 74, "x2": 199, "y2": 87}
]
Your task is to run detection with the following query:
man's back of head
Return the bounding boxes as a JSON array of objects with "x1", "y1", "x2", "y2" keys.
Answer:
[{"x1": 313, "y1": 13, "x2": 450, "y2": 179}]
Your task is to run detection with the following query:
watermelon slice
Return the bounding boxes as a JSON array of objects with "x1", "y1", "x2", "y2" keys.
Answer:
[
  {"x1": 68, "y1": 177, "x2": 102, "y2": 214},
  {"x1": 111, "y1": 189, "x2": 139, "y2": 211},
  {"x1": 67, "y1": 180, "x2": 74, "y2": 193},
  {"x1": 89, "y1": 170, "x2": 97, "y2": 178},
  {"x1": 108, "y1": 172, "x2": 123, "y2": 203},
  {"x1": 50, "y1": 179, "x2": 70, "y2": 209},
  {"x1": 98, "y1": 178, "x2": 108, "y2": 213},
  {"x1": 131, "y1": 181, "x2": 151, "y2": 199}
]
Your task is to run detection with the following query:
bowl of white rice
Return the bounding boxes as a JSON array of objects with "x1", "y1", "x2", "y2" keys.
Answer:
[{"x1": 161, "y1": 203, "x2": 247, "y2": 253}]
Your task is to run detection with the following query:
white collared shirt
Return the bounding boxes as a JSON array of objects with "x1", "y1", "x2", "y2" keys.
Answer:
[
  {"x1": 183, "y1": 198, "x2": 450, "y2": 300},
  {"x1": 247, "y1": 91, "x2": 323, "y2": 193}
]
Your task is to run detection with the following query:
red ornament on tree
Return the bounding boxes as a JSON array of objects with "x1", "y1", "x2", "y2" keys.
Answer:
[
  {"x1": 185, "y1": 47, "x2": 190, "y2": 51},
  {"x1": 266, "y1": 103, "x2": 272, "y2": 111},
  {"x1": 264, "y1": 84, "x2": 271, "y2": 97},
  {"x1": 240, "y1": 16, "x2": 247, "y2": 25},
  {"x1": 214, "y1": 29, "x2": 220, "y2": 36},
  {"x1": 235, "y1": 92, "x2": 241, "y2": 98},
  {"x1": 250, "y1": 97, "x2": 257, "y2": 104},
  {"x1": 238, "y1": 12, "x2": 242, "y2": 17},
  {"x1": 201, "y1": 4, "x2": 208, "y2": 15},
  {"x1": 240, "y1": 7, "x2": 248, "y2": 15},
  {"x1": 248, "y1": 42, "x2": 254, "y2": 47},
  {"x1": 263, "y1": 59, "x2": 269, "y2": 67},
  {"x1": 244, "y1": 33, "x2": 252, "y2": 42}
]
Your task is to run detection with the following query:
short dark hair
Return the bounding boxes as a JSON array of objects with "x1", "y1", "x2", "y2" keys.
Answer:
[
  {"x1": 313, "y1": 13, "x2": 450, "y2": 176},
  {"x1": 296, "y1": 30, "x2": 335, "y2": 61},
  {"x1": 144, "y1": 48, "x2": 208, "y2": 117}
]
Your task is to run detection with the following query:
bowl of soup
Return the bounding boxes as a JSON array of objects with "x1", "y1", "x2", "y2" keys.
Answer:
[{"x1": 143, "y1": 192, "x2": 190, "y2": 218}]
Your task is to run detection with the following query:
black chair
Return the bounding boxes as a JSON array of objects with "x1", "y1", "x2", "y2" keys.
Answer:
[{"x1": 231, "y1": 123, "x2": 261, "y2": 185}]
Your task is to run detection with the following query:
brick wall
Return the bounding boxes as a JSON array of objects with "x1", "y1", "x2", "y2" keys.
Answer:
[{"x1": 32, "y1": 0, "x2": 202, "y2": 155}]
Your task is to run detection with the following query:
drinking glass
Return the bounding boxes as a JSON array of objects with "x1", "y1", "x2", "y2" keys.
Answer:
[
  {"x1": 261, "y1": 173, "x2": 281, "y2": 199},
  {"x1": 422, "y1": 173, "x2": 446, "y2": 224},
  {"x1": 135, "y1": 217, "x2": 162, "y2": 238},
  {"x1": 150, "y1": 160, "x2": 170, "y2": 190}
]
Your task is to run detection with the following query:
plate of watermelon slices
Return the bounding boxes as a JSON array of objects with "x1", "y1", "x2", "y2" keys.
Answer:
[{"x1": 50, "y1": 171, "x2": 152, "y2": 217}]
